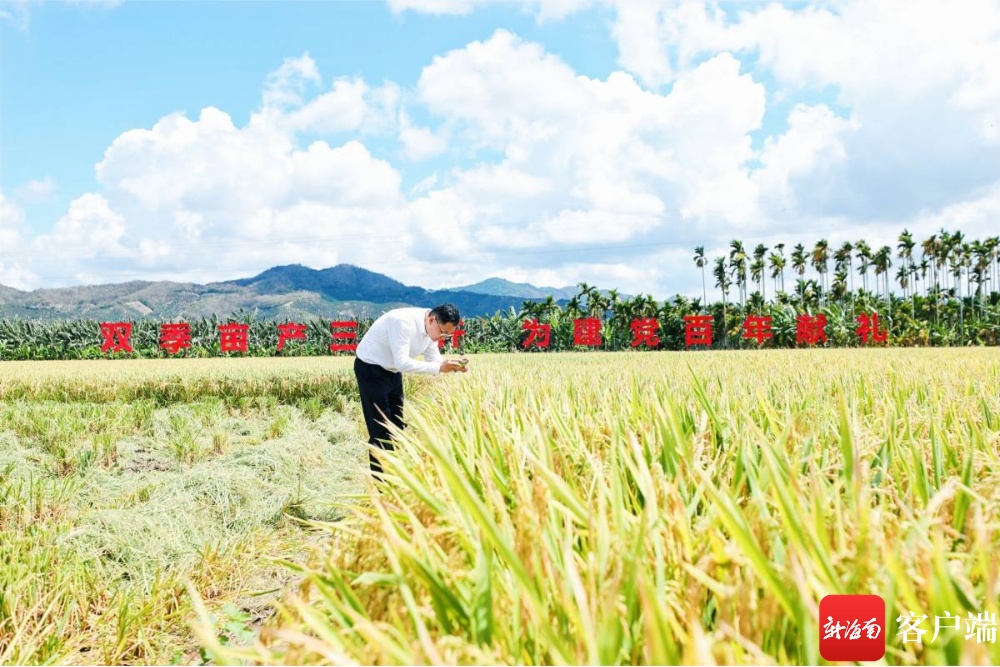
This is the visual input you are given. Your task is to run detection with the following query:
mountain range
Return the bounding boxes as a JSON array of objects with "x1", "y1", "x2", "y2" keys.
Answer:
[{"x1": 0, "y1": 264, "x2": 579, "y2": 321}]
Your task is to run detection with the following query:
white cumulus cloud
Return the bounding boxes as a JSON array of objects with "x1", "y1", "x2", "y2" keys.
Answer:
[
  {"x1": 407, "y1": 31, "x2": 765, "y2": 259},
  {"x1": 22, "y1": 56, "x2": 410, "y2": 287},
  {"x1": 12, "y1": 177, "x2": 56, "y2": 203},
  {"x1": 0, "y1": 193, "x2": 35, "y2": 288},
  {"x1": 32, "y1": 194, "x2": 130, "y2": 267}
]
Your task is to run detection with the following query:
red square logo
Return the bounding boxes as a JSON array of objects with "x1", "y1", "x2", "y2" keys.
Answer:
[{"x1": 819, "y1": 595, "x2": 886, "y2": 662}]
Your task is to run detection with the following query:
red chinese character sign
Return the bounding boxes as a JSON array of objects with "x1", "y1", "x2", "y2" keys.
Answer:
[
  {"x1": 160, "y1": 322, "x2": 191, "y2": 354},
  {"x1": 857, "y1": 312, "x2": 888, "y2": 344},
  {"x1": 683, "y1": 315, "x2": 713, "y2": 347},
  {"x1": 218, "y1": 323, "x2": 250, "y2": 353},
  {"x1": 630, "y1": 318, "x2": 660, "y2": 348},
  {"x1": 330, "y1": 321, "x2": 358, "y2": 352},
  {"x1": 437, "y1": 320, "x2": 466, "y2": 350},
  {"x1": 100, "y1": 322, "x2": 132, "y2": 353},
  {"x1": 743, "y1": 315, "x2": 773, "y2": 345},
  {"x1": 277, "y1": 322, "x2": 307, "y2": 351},
  {"x1": 573, "y1": 318, "x2": 602, "y2": 347},
  {"x1": 89, "y1": 308, "x2": 906, "y2": 356},
  {"x1": 522, "y1": 319, "x2": 551, "y2": 349},
  {"x1": 797, "y1": 314, "x2": 828, "y2": 346}
]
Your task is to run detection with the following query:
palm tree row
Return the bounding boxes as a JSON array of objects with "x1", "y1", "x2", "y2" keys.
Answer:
[{"x1": 698, "y1": 229, "x2": 1000, "y2": 320}]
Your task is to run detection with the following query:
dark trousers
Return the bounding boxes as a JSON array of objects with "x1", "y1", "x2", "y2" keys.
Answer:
[{"x1": 353, "y1": 357, "x2": 405, "y2": 474}]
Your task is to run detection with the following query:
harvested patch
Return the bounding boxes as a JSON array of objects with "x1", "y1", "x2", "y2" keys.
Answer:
[
  {"x1": 0, "y1": 375, "x2": 367, "y2": 664},
  {"x1": 63, "y1": 411, "x2": 365, "y2": 587}
]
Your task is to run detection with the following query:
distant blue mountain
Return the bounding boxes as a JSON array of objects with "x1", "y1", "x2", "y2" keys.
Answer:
[
  {"x1": 224, "y1": 264, "x2": 549, "y2": 317},
  {"x1": 449, "y1": 277, "x2": 578, "y2": 300},
  {"x1": 0, "y1": 264, "x2": 616, "y2": 320}
]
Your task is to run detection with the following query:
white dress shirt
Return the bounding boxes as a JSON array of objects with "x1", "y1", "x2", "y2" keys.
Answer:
[{"x1": 355, "y1": 307, "x2": 442, "y2": 375}]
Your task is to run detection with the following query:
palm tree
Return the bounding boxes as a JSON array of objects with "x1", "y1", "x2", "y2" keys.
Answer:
[
  {"x1": 713, "y1": 256, "x2": 731, "y2": 346},
  {"x1": 873, "y1": 245, "x2": 893, "y2": 313},
  {"x1": 729, "y1": 240, "x2": 748, "y2": 312},
  {"x1": 605, "y1": 288, "x2": 622, "y2": 345},
  {"x1": 922, "y1": 234, "x2": 942, "y2": 325},
  {"x1": 921, "y1": 234, "x2": 938, "y2": 295},
  {"x1": 836, "y1": 241, "x2": 854, "y2": 294},
  {"x1": 519, "y1": 299, "x2": 543, "y2": 320},
  {"x1": 946, "y1": 232, "x2": 967, "y2": 340},
  {"x1": 769, "y1": 243, "x2": 787, "y2": 294},
  {"x1": 792, "y1": 242, "x2": 813, "y2": 310},
  {"x1": 972, "y1": 240, "x2": 990, "y2": 318},
  {"x1": 693, "y1": 246, "x2": 708, "y2": 310},
  {"x1": 769, "y1": 249, "x2": 786, "y2": 296},
  {"x1": 962, "y1": 241, "x2": 973, "y2": 302},
  {"x1": 792, "y1": 243, "x2": 808, "y2": 283},
  {"x1": 855, "y1": 240, "x2": 872, "y2": 293},
  {"x1": 812, "y1": 239, "x2": 830, "y2": 300},
  {"x1": 897, "y1": 228, "x2": 915, "y2": 301},
  {"x1": 895, "y1": 264, "x2": 910, "y2": 301},
  {"x1": 986, "y1": 235, "x2": 1000, "y2": 304},
  {"x1": 938, "y1": 230, "x2": 953, "y2": 293},
  {"x1": 908, "y1": 263, "x2": 921, "y2": 306},
  {"x1": 753, "y1": 243, "x2": 768, "y2": 303},
  {"x1": 636, "y1": 293, "x2": 660, "y2": 318},
  {"x1": 948, "y1": 231, "x2": 966, "y2": 297},
  {"x1": 588, "y1": 290, "x2": 610, "y2": 320},
  {"x1": 833, "y1": 241, "x2": 853, "y2": 311},
  {"x1": 565, "y1": 296, "x2": 584, "y2": 320},
  {"x1": 948, "y1": 240, "x2": 963, "y2": 301},
  {"x1": 794, "y1": 279, "x2": 820, "y2": 311},
  {"x1": 540, "y1": 295, "x2": 558, "y2": 319},
  {"x1": 750, "y1": 257, "x2": 766, "y2": 304},
  {"x1": 575, "y1": 282, "x2": 602, "y2": 320},
  {"x1": 832, "y1": 268, "x2": 849, "y2": 303}
]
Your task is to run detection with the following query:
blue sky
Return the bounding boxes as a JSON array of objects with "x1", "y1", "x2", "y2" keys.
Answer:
[
  {"x1": 2, "y1": 0, "x2": 999, "y2": 297},
  {"x1": 2, "y1": 2, "x2": 615, "y2": 232}
]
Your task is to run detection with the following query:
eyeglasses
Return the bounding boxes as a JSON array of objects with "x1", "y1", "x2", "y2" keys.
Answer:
[
  {"x1": 431, "y1": 318, "x2": 456, "y2": 338},
  {"x1": 438, "y1": 321, "x2": 457, "y2": 336}
]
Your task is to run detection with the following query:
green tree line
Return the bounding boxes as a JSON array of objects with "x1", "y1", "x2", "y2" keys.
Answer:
[{"x1": 1, "y1": 229, "x2": 998, "y2": 359}]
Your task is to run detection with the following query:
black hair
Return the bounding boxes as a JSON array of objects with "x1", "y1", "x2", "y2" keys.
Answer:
[{"x1": 430, "y1": 303, "x2": 461, "y2": 326}]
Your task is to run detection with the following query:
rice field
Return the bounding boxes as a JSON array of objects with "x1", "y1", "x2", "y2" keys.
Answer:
[
  {"x1": 0, "y1": 358, "x2": 370, "y2": 665},
  {"x1": 2, "y1": 350, "x2": 999, "y2": 665}
]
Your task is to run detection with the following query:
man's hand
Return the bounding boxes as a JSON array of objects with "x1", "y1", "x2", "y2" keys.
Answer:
[{"x1": 440, "y1": 357, "x2": 469, "y2": 373}]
